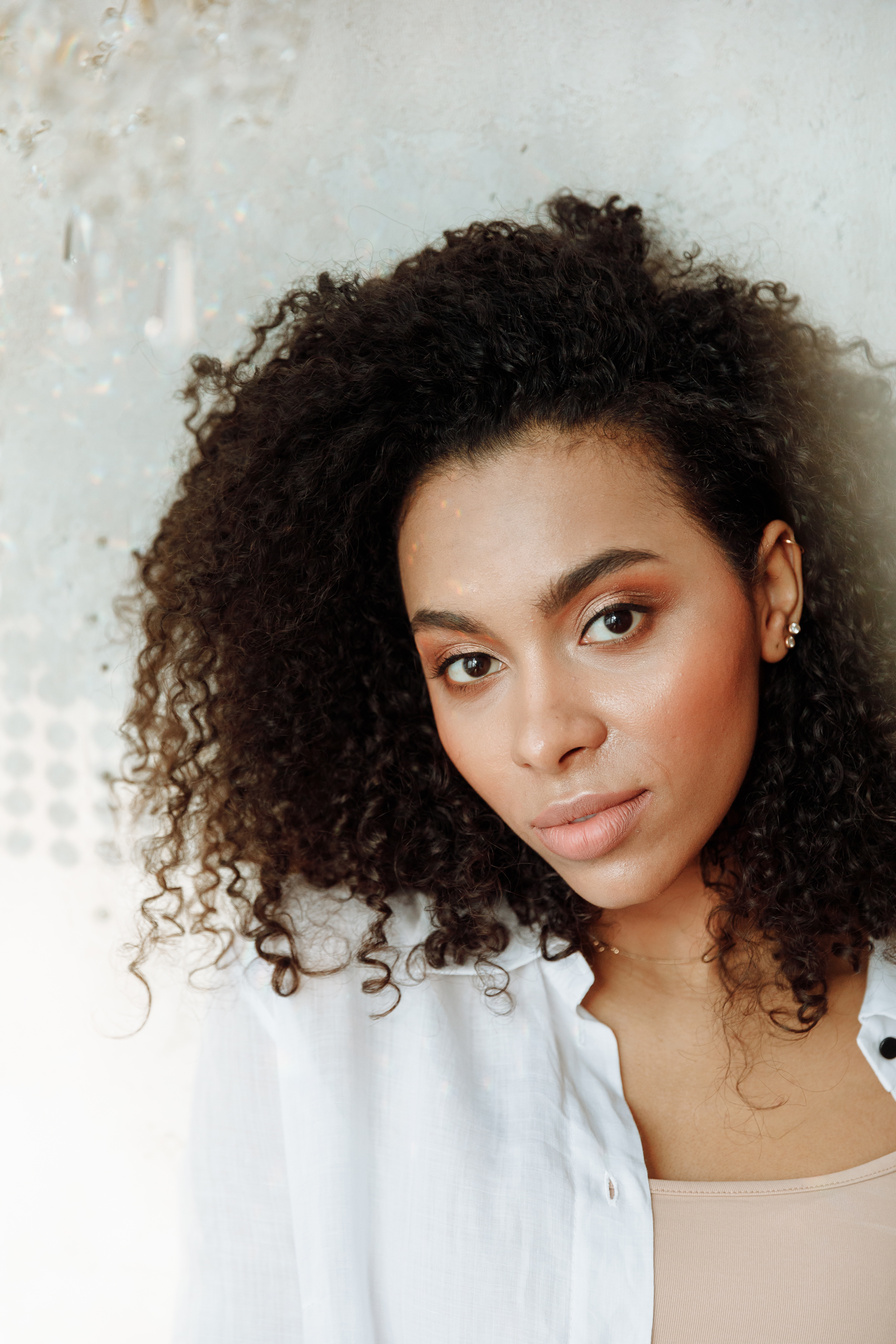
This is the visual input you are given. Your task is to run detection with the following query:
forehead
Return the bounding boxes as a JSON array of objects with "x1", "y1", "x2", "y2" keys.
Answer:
[{"x1": 398, "y1": 430, "x2": 707, "y2": 603}]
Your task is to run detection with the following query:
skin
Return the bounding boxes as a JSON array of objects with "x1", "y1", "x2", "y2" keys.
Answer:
[{"x1": 399, "y1": 426, "x2": 896, "y2": 1180}]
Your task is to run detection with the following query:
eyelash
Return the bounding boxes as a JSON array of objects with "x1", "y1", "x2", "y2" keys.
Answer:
[{"x1": 431, "y1": 601, "x2": 653, "y2": 685}]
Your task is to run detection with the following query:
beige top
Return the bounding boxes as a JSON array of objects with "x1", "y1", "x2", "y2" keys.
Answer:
[{"x1": 650, "y1": 1149, "x2": 896, "y2": 1343}]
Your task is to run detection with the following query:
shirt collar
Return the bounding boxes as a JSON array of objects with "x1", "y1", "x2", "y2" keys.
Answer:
[
  {"x1": 416, "y1": 910, "x2": 896, "y2": 1094},
  {"x1": 529, "y1": 938, "x2": 896, "y2": 1044},
  {"x1": 504, "y1": 931, "x2": 896, "y2": 1103},
  {"x1": 316, "y1": 887, "x2": 896, "y2": 1078},
  {"x1": 857, "y1": 941, "x2": 896, "y2": 1094}
]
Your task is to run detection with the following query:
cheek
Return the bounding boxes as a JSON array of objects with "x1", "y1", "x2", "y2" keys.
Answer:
[
  {"x1": 429, "y1": 693, "x2": 521, "y2": 817},
  {"x1": 642, "y1": 622, "x2": 760, "y2": 803},
  {"x1": 429, "y1": 697, "x2": 508, "y2": 799}
]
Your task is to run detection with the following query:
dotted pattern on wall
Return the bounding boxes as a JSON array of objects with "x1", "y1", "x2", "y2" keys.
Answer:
[{"x1": 1, "y1": 691, "x2": 124, "y2": 871}]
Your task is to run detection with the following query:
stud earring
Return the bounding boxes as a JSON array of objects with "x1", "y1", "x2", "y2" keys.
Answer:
[{"x1": 785, "y1": 621, "x2": 800, "y2": 650}]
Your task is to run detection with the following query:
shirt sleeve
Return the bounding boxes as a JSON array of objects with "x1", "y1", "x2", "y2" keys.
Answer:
[{"x1": 171, "y1": 962, "x2": 303, "y2": 1343}]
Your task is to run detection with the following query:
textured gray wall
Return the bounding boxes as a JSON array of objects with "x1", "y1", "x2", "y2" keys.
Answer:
[{"x1": 2, "y1": 1, "x2": 895, "y2": 1339}]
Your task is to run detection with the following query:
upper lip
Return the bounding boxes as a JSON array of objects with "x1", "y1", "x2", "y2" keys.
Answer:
[{"x1": 530, "y1": 788, "x2": 646, "y2": 830}]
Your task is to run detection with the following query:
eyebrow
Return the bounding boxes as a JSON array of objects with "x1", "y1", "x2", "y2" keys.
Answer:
[{"x1": 409, "y1": 547, "x2": 662, "y2": 636}]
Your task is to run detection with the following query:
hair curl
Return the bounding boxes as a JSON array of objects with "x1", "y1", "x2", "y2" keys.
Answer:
[{"x1": 122, "y1": 192, "x2": 896, "y2": 1026}]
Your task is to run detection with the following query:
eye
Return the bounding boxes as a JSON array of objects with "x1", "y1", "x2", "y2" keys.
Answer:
[
  {"x1": 444, "y1": 653, "x2": 503, "y2": 684},
  {"x1": 583, "y1": 605, "x2": 646, "y2": 643}
]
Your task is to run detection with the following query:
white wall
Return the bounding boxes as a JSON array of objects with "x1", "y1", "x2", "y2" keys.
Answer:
[{"x1": 2, "y1": 1, "x2": 894, "y2": 1339}]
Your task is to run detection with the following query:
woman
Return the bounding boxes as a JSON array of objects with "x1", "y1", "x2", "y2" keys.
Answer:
[{"x1": 125, "y1": 195, "x2": 896, "y2": 1343}]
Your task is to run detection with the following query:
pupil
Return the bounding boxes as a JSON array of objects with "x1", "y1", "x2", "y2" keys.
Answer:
[
  {"x1": 605, "y1": 609, "x2": 633, "y2": 634},
  {"x1": 464, "y1": 655, "x2": 490, "y2": 677}
]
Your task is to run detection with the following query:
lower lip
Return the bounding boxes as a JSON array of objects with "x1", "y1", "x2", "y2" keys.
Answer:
[{"x1": 533, "y1": 791, "x2": 651, "y2": 862}]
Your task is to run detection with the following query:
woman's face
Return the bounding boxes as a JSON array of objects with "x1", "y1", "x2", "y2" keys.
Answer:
[{"x1": 398, "y1": 429, "x2": 800, "y2": 913}]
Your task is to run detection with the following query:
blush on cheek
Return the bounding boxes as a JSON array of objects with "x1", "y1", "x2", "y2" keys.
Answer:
[
  {"x1": 663, "y1": 635, "x2": 760, "y2": 824},
  {"x1": 430, "y1": 701, "x2": 502, "y2": 802},
  {"x1": 432, "y1": 707, "x2": 476, "y2": 776}
]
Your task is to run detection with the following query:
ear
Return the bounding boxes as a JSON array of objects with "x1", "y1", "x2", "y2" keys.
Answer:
[{"x1": 754, "y1": 521, "x2": 804, "y2": 664}]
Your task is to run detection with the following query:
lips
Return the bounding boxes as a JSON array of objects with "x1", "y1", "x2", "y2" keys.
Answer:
[{"x1": 531, "y1": 789, "x2": 650, "y2": 863}]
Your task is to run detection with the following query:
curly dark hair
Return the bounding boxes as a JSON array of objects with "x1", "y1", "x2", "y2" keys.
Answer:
[{"x1": 122, "y1": 192, "x2": 896, "y2": 1026}]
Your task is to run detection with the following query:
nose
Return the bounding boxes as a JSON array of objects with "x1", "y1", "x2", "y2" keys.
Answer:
[{"x1": 509, "y1": 668, "x2": 609, "y2": 771}]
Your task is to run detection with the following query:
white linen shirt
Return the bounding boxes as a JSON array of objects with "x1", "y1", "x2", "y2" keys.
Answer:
[{"x1": 172, "y1": 889, "x2": 896, "y2": 1344}]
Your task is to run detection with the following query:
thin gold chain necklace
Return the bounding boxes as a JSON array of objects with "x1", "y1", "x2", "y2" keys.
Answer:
[{"x1": 595, "y1": 939, "x2": 714, "y2": 967}]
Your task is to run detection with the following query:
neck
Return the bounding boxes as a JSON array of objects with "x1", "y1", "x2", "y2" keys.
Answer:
[
  {"x1": 588, "y1": 863, "x2": 865, "y2": 1017},
  {"x1": 590, "y1": 861, "x2": 721, "y2": 992}
]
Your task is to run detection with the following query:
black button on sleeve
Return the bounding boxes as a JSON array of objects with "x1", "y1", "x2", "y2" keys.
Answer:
[{"x1": 879, "y1": 1037, "x2": 896, "y2": 1060}]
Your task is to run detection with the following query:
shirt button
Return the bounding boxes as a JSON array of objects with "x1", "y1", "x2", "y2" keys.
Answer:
[{"x1": 879, "y1": 1037, "x2": 896, "y2": 1060}]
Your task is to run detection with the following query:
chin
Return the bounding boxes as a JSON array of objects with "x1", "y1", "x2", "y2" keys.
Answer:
[{"x1": 547, "y1": 853, "x2": 696, "y2": 912}]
